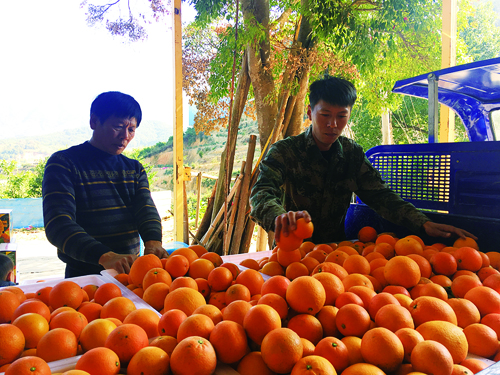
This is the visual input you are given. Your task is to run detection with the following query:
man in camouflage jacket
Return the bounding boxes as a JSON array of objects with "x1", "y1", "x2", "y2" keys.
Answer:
[{"x1": 250, "y1": 76, "x2": 475, "y2": 244}]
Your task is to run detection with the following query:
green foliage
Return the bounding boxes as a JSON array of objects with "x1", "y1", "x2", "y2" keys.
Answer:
[
  {"x1": 186, "y1": 191, "x2": 211, "y2": 227},
  {"x1": 123, "y1": 149, "x2": 158, "y2": 187},
  {"x1": 0, "y1": 158, "x2": 47, "y2": 199}
]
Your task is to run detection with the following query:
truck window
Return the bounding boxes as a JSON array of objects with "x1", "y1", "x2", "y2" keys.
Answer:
[{"x1": 492, "y1": 110, "x2": 500, "y2": 141}]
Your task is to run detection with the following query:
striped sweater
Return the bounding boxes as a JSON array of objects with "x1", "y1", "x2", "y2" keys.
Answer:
[{"x1": 42, "y1": 141, "x2": 162, "y2": 275}]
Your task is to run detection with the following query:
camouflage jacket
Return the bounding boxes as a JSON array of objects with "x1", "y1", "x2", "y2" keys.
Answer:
[{"x1": 249, "y1": 126, "x2": 430, "y2": 244}]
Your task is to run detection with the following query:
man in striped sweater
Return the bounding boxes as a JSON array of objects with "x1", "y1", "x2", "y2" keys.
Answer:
[{"x1": 42, "y1": 92, "x2": 167, "y2": 278}]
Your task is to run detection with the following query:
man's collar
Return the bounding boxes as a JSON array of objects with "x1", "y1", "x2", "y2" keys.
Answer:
[{"x1": 304, "y1": 125, "x2": 344, "y2": 158}]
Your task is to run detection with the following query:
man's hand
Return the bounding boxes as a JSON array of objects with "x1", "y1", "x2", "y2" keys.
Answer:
[
  {"x1": 144, "y1": 240, "x2": 169, "y2": 259},
  {"x1": 274, "y1": 211, "x2": 312, "y2": 243},
  {"x1": 422, "y1": 221, "x2": 478, "y2": 240},
  {"x1": 98, "y1": 252, "x2": 138, "y2": 274}
]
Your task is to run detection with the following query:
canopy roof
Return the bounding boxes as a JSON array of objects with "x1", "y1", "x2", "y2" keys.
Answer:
[{"x1": 392, "y1": 57, "x2": 500, "y2": 141}]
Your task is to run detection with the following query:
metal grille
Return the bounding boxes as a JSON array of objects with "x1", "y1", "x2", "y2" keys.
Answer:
[{"x1": 370, "y1": 153, "x2": 451, "y2": 202}]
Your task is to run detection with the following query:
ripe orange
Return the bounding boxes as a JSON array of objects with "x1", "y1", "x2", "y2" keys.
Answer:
[
  {"x1": 367, "y1": 292, "x2": 400, "y2": 319},
  {"x1": 235, "y1": 269, "x2": 265, "y2": 296},
  {"x1": 12, "y1": 312, "x2": 49, "y2": 350},
  {"x1": 81, "y1": 284, "x2": 98, "y2": 301},
  {"x1": 447, "y1": 298, "x2": 481, "y2": 329},
  {"x1": 149, "y1": 335, "x2": 178, "y2": 357},
  {"x1": 0, "y1": 291, "x2": 20, "y2": 323},
  {"x1": 75, "y1": 347, "x2": 121, "y2": 375},
  {"x1": 453, "y1": 237, "x2": 479, "y2": 250},
  {"x1": 79, "y1": 318, "x2": 117, "y2": 352},
  {"x1": 37, "y1": 328, "x2": 78, "y2": 363},
  {"x1": 126, "y1": 346, "x2": 169, "y2": 375},
  {"x1": 453, "y1": 247, "x2": 483, "y2": 272},
  {"x1": 464, "y1": 286, "x2": 500, "y2": 316},
  {"x1": 142, "y1": 267, "x2": 172, "y2": 290},
  {"x1": 261, "y1": 327, "x2": 303, "y2": 374},
  {"x1": 261, "y1": 275, "x2": 291, "y2": 299},
  {"x1": 142, "y1": 283, "x2": 170, "y2": 312},
  {"x1": 164, "y1": 287, "x2": 206, "y2": 316},
  {"x1": 336, "y1": 303, "x2": 371, "y2": 337},
  {"x1": 342, "y1": 273, "x2": 374, "y2": 291},
  {"x1": 129, "y1": 254, "x2": 163, "y2": 287},
  {"x1": 123, "y1": 308, "x2": 160, "y2": 339},
  {"x1": 395, "y1": 327, "x2": 424, "y2": 363},
  {"x1": 164, "y1": 255, "x2": 190, "y2": 278},
  {"x1": 208, "y1": 291, "x2": 227, "y2": 310},
  {"x1": 100, "y1": 296, "x2": 136, "y2": 322},
  {"x1": 314, "y1": 336, "x2": 349, "y2": 373},
  {"x1": 460, "y1": 358, "x2": 488, "y2": 373},
  {"x1": 312, "y1": 272, "x2": 345, "y2": 306},
  {"x1": 287, "y1": 313, "x2": 323, "y2": 345},
  {"x1": 177, "y1": 313, "x2": 215, "y2": 341},
  {"x1": 463, "y1": 323, "x2": 499, "y2": 358},
  {"x1": 2, "y1": 286, "x2": 26, "y2": 304},
  {"x1": 384, "y1": 256, "x2": 421, "y2": 289},
  {"x1": 170, "y1": 336, "x2": 217, "y2": 375},
  {"x1": 409, "y1": 296, "x2": 457, "y2": 326},
  {"x1": 375, "y1": 304, "x2": 414, "y2": 332},
  {"x1": 222, "y1": 300, "x2": 252, "y2": 326},
  {"x1": 294, "y1": 218, "x2": 314, "y2": 239},
  {"x1": 225, "y1": 283, "x2": 251, "y2": 304},
  {"x1": 200, "y1": 252, "x2": 223, "y2": 267},
  {"x1": 0, "y1": 324, "x2": 25, "y2": 367},
  {"x1": 239, "y1": 258, "x2": 260, "y2": 271},
  {"x1": 209, "y1": 320, "x2": 249, "y2": 364},
  {"x1": 105, "y1": 323, "x2": 149, "y2": 365},
  {"x1": 360, "y1": 327, "x2": 404, "y2": 373},
  {"x1": 343, "y1": 254, "x2": 371, "y2": 275},
  {"x1": 237, "y1": 351, "x2": 275, "y2": 375},
  {"x1": 419, "y1": 282, "x2": 449, "y2": 301},
  {"x1": 189, "y1": 244, "x2": 209, "y2": 257},
  {"x1": 430, "y1": 252, "x2": 458, "y2": 276},
  {"x1": 430, "y1": 274, "x2": 453, "y2": 287},
  {"x1": 94, "y1": 283, "x2": 122, "y2": 306},
  {"x1": 48, "y1": 280, "x2": 83, "y2": 310},
  {"x1": 300, "y1": 337, "x2": 316, "y2": 357},
  {"x1": 394, "y1": 237, "x2": 423, "y2": 256},
  {"x1": 358, "y1": 226, "x2": 378, "y2": 243},
  {"x1": 411, "y1": 340, "x2": 453, "y2": 375},
  {"x1": 188, "y1": 258, "x2": 214, "y2": 280},
  {"x1": 158, "y1": 309, "x2": 187, "y2": 337},
  {"x1": 291, "y1": 355, "x2": 336, "y2": 375},
  {"x1": 325, "y1": 250, "x2": 349, "y2": 266},
  {"x1": 375, "y1": 233, "x2": 398, "y2": 247},
  {"x1": 170, "y1": 247, "x2": 199, "y2": 265},
  {"x1": 243, "y1": 304, "x2": 282, "y2": 345},
  {"x1": 312, "y1": 261, "x2": 349, "y2": 280},
  {"x1": 373, "y1": 242, "x2": 395, "y2": 259},
  {"x1": 316, "y1": 305, "x2": 339, "y2": 337},
  {"x1": 451, "y1": 275, "x2": 482, "y2": 298},
  {"x1": 207, "y1": 266, "x2": 233, "y2": 292},
  {"x1": 258, "y1": 293, "x2": 289, "y2": 319},
  {"x1": 286, "y1": 276, "x2": 326, "y2": 315},
  {"x1": 78, "y1": 302, "x2": 103, "y2": 323},
  {"x1": 261, "y1": 261, "x2": 285, "y2": 276},
  {"x1": 478, "y1": 266, "x2": 500, "y2": 282},
  {"x1": 277, "y1": 231, "x2": 303, "y2": 252},
  {"x1": 416, "y1": 320, "x2": 468, "y2": 363},
  {"x1": 342, "y1": 362, "x2": 386, "y2": 375},
  {"x1": 4, "y1": 356, "x2": 51, "y2": 375},
  {"x1": 13, "y1": 299, "x2": 51, "y2": 323},
  {"x1": 49, "y1": 310, "x2": 88, "y2": 339},
  {"x1": 286, "y1": 261, "x2": 310, "y2": 280}
]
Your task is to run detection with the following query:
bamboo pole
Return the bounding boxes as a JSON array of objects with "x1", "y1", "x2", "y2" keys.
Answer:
[
  {"x1": 193, "y1": 181, "x2": 217, "y2": 244},
  {"x1": 230, "y1": 135, "x2": 257, "y2": 254},
  {"x1": 195, "y1": 171, "x2": 202, "y2": 227},
  {"x1": 239, "y1": 215, "x2": 256, "y2": 254},
  {"x1": 224, "y1": 161, "x2": 246, "y2": 256},
  {"x1": 256, "y1": 225, "x2": 268, "y2": 252},
  {"x1": 183, "y1": 181, "x2": 189, "y2": 244}
]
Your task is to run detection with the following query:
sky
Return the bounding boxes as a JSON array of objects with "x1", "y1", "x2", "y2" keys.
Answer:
[{"x1": 0, "y1": 0, "x2": 196, "y2": 139}]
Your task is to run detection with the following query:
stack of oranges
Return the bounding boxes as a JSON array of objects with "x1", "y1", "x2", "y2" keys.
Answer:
[{"x1": 1, "y1": 223, "x2": 500, "y2": 375}]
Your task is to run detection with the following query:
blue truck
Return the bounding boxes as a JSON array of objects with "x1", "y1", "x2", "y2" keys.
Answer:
[{"x1": 346, "y1": 57, "x2": 500, "y2": 252}]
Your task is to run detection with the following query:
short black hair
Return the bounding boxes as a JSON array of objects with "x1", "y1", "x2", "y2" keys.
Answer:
[
  {"x1": 90, "y1": 91, "x2": 142, "y2": 126},
  {"x1": 0, "y1": 254, "x2": 14, "y2": 281},
  {"x1": 309, "y1": 76, "x2": 357, "y2": 110}
]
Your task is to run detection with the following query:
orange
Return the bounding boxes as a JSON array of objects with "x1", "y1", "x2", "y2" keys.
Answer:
[
  {"x1": 149, "y1": 335, "x2": 177, "y2": 357},
  {"x1": 13, "y1": 312, "x2": 49, "y2": 349},
  {"x1": 100, "y1": 296, "x2": 136, "y2": 322},
  {"x1": 195, "y1": 278, "x2": 211, "y2": 299},
  {"x1": 82, "y1": 284, "x2": 98, "y2": 301},
  {"x1": 13, "y1": 299, "x2": 51, "y2": 323},
  {"x1": 382, "y1": 285, "x2": 410, "y2": 297},
  {"x1": 360, "y1": 327, "x2": 404, "y2": 373},
  {"x1": 123, "y1": 308, "x2": 160, "y2": 339},
  {"x1": 430, "y1": 252, "x2": 458, "y2": 276},
  {"x1": 261, "y1": 275, "x2": 291, "y2": 299},
  {"x1": 278, "y1": 231, "x2": 303, "y2": 252},
  {"x1": 419, "y1": 282, "x2": 449, "y2": 301},
  {"x1": 342, "y1": 363, "x2": 386, "y2": 375},
  {"x1": 477, "y1": 266, "x2": 500, "y2": 282},
  {"x1": 349, "y1": 285, "x2": 376, "y2": 307},
  {"x1": 291, "y1": 355, "x2": 336, "y2": 375},
  {"x1": 235, "y1": 269, "x2": 265, "y2": 296},
  {"x1": 188, "y1": 258, "x2": 214, "y2": 280},
  {"x1": 177, "y1": 313, "x2": 215, "y2": 341},
  {"x1": 373, "y1": 242, "x2": 395, "y2": 259},
  {"x1": 464, "y1": 286, "x2": 500, "y2": 316},
  {"x1": 93, "y1": 283, "x2": 122, "y2": 306},
  {"x1": 453, "y1": 247, "x2": 483, "y2": 272},
  {"x1": 336, "y1": 303, "x2": 371, "y2": 337},
  {"x1": 261, "y1": 327, "x2": 303, "y2": 374},
  {"x1": 286, "y1": 262, "x2": 310, "y2": 280},
  {"x1": 114, "y1": 273, "x2": 129, "y2": 286},
  {"x1": 325, "y1": 250, "x2": 349, "y2": 266},
  {"x1": 188, "y1": 244, "x2": 209, "y2": 257},
  {"x1": 452, "y1": 364, "x2": 475, "y2": 375},
  {"x1": 294, "y1": 218, "x2": 314, "y2": 239},
  {"x1": 49, "y1": 280, "x2": 84, "y2": 310},
  {"x1": 209, "y1": 320, "x2": 249, "y2": 364},
  {"x1": 169, "y1": 276, "x2": 198, "y2": 292},
  {"x1": 411, "y1": 340, "x2": 453, "y2": 375},
  {"x1": 287, "y1": 313, "x2": 323, "y2": 345},
  {"x1": 358, "y1": 226, "x2": 378, "y2": 243},
  {"x1": 261, "y1": 261, "x2": 285, "y2": 276},
  {"x1": 208, "y1": 291, "x2": 227, "y2": 310},
  {"x1": 286, "y1": 276, "x2": 326, "y2": 315},
  {"x1": 335, "y1": 245, "x2": 358, "y2": 256},
  {"x1": 335, "y1": 291, "x2": 364, "y2": 308},
  {"x1": 447, "y1": 298, "x2": 481, "y2": 329},
  {"x1": 164, "y1": 287, "x2": 206, "y2": 316},
  {"x1": 142, "y1": 267, "x2": 172, "y2": 290},
  {"x1": 164, "y1": 255, "x2": 190, "y2": 278},
  {"x1": 410, "y1": 295, "x2": 457, "y2": 326},
  {"x1": 237, "y1": 351, "x2": 275, "y2": 375},
  {"x1": 0, "y1": 324, "x2": 25, "y2": 366},
  {"x1": 314, "y1": 336, "x2": 349, "y2": 373},
  {"x1": 316, "y1": 305, "x2": 340, "y2": 337},
  {"x1": 406, "y1": 234, "x2": 425, "y2": 248},
  {"x1": 142, "y1": 283, "x2": 170, "y2": 311},
  {"x1": 243, "y1": 304, "x2": 282, "y2": 345},
  {"x1": 306, "y1": 248, "x2": 329, "y2": 262},
  {"x1": 105, "y1": 323, "x2": 149, "y2": 365},
  {"x1": 277, "y1": 248, "x2": 302, "y2": 267},
  {"x1": 368, "y1": 269, "x2": 386, "y2": 291},
  {"x1": 49, "y1": 310, "x2": 88, "y2": 339},
  {"x1": 158, "y1": 309, "x2": 187, "y2": 337},
  {"x1": 406, "y1": 254, "x2": 432, "y2": 279},
  {"x1": 129, "y1": 254, "x2": 163, "y2": 287},
  {"x1": 4, "y1": 356, "x2": 50, "y2": 375},
  {"x1": 343, "y1": 254, "x2": 370, "y2": 275},
  {"x1": 451, "y1": 275, "x2": 482, "y2": 298},
  {"x1": 375, "y1": 233, "x2": 398, "y2": 247},
  {"x1": 453, "y1": 237, "x2": 479, "y2": 250},
  {"x1": 170, "y1": 247, "x2": 199, "y2": 265},
  {"x1": 207, "y1": 266, "x2": 233, "y2": 292},
  {"x1": 2, "y1": 286, "x2": 26, "y2": 304},
  {"x1": 342, "y1": 273, "x2": 374, "y2": 290},
  {"x1": 0, "y1": 291, "x2": 20, "y2": 323},
  {"x1": 170, "y1": 336, "x2": 217, "y2": 375},
  {"x1": 222, "y1": 300, "x2": 252, "y2": 326},
  {"x1": 225, "y1": 283, "x2": 251, "y2": 304},
  {"x1": 481, "y1": 313, "x2": 500, "y2": 339},
  {"x1": 394, "y1": 237, "x2": 423, "y2": 256},
  {"x1": 239, "y1": 258, "x2": 260, "y2": 271},
  {"x1": 78, "y1": 302, "x2": 103, "y2": 322},
  {"x1": 393, "y1": 293, "x2": 413, "y2": 310},
  {"x1": 482, "y1": 273, "x2": 500, "y2": 293},
  {"x1": 312, "y1": 272, "x2": 345, "y2": 306},
  {"x1": 200, "y1": 252, "x2": 223, "y2": 267},
  {"x1": 362, "y1": 245, "x2": 377, "y2": 257},
  {"x1": 341, "y1": 336, "x2": 363, "y2": 366},
  {"x1": 258, "y1": 293, "x2": 289, "y2": 319},
  {"x1": 126, "y1": 346, "x2": 169, "y2": 375},
  {"x1": 369, "y1": 257, "x2": 388, "y2": 273},
  {"x1": 463, "y1": 323, "x2": 499, "y2": 358},
  {"x1": 395, "y1": 327, "x2": 424, "y2": 363},
  {"x1": 367, "y1": 292, "x2": 400, "y2": 319},
  {"x1": 416, "y1": 320, "x2": 468, "y2": 363},
  {"x1": 79, "y1": 318, "x2": 117, "y2": 352},
  {"x1": 375, "y1": 304, "x2": 414, "y2": 332},
  {"x1": 430, "y1": 274, "x2": 453, "y2": 287},
  {"x1": 312, "y1": 261, "x2": 348, "y2": 280},
  {"x1": 75, "y1": 347, "x2": 120, "y2": 375},
  {"x1": 301, "y1": 337, "x2": 316, "y2": 357},
  {"x1": 37, "y1": 328, "x2": 78, "y2": 363},
  {"x1": 460, "y1": 358, "x2": 488, "y2": 373},
  {"x1": 384, "y1": 256, "x2": 421, "y2": 289}
]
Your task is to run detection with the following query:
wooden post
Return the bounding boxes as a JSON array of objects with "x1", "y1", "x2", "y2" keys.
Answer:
[
  {"x1": 195, "y1": 171, "x2": 202, "y2": 227},
  {"x1": 172, "y1": 0, "x2": 185, "y2": 241},
  {"x1": 256, "y1": 225, "x2": 268, "y2": 252},
  {"x1": 194, "y1": 181, "x2": 217, "y2": 244},
  {"x1": 183, "y1": 181, "x2": 189, "y2": 244},
  {"x1": 224, "y1": 161, "x2": 245, "y2": 255}
]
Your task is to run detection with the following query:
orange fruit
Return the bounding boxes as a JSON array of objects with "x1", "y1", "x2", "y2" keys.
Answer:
[
  {"x1": 358, "y1": 226, "x2": 378, "y2": 243},
  {"x1": 376, "y1": 233, "x2": 398, "y2": 247},
  {"x1": 336, "y1": 303, "x2": 371, "y2": 337},
  {"x1": 460, "y1": 358, "x2": 488, "y2": 373},
  {"x1": 129, "y1": 254, "x2": 163, "y2": 287},
  {"x1": 78, "y1": 302, "x2": 103, "y2": 322},
  {"x1": 325, "y1": 250, "x2": 349, "y2": 266},
  {"x1": 164, "y1": 287, "x2": 206, "y2": 316},
  {"x1": 360, "y1": 327, "x2": 404, "y2": 373},
  {"x1": 481, "y1": 313, "x2": 500, "y2": 339},
  {"x1": 277, "y1": 231, "x2": 303, "y2": 252},
  {"x1": 49, "y1": 310, "x2": 88, "y2": 339},
  {"x1": 430, "y1": 274, "x2": 453, "y2": 287},
  {"x1": 430, "y1": 252, "x2": 458, "y2": 276},
  {"x1": 4, "y1": 356, "x2": 50, "y2": 375},
  {"x1": 367, "y1": 292, "x2": 400, "y2": 319},
  {"x1": 114, "y1": 273, "x2": 129, "y2": 286},
  {"x1": 406, "y1": 254, "x2": 432, "y2": 279},
  {"x1": 81, "y1": 285, "x2": 98, "y2": 301},
  {"x1": 209, "y1": 320, "x2": 249, "y2": 364},
  {"x1": 375, "y1": 304, "x2": 414, "y2": 332},
  {"x1": 123, "y1": 308, "x2": 160, "y2": 339},
  {"x1": 463, "y1": 323, "x2": 499, "y2": 358},
  {"x1": 94, "y1": 283, "x2": 122, "y2": 306},
  {"x1": 464, "y1": 285, "x2": 500, "y2": 316},
  {"x1": 222, "y1": 300, "x2": 252, "y2": 326},
  {"x1": 395, "y1": 327, "x2": 424, "y2": 363},
  {"x1": 12, "y1": 312, "x2": 49, "y2": 349},
  {"x1": 409, "y1": 296, "x2": 457, "y2": 326},
  {"x1": 294, "y1": 218, "x2": 314, "y2": 239},
  {"x1": 195, "y1": 278, "x2": 211, "y2": 299},
  {"x1": 314, "y1": 336, "x2": 349, "y2": 373},
  {"x1": 342, "y1": 273, "x2": 374, "y2": 291},
  {"x1": 287, "y1": 313, "x2": 323, "y2": 345},
  {"x1": 13, "y1": 299, "x2": 51, "y2": 323},
  {"x1": 291, "y1": 355, "x2": 336, "y2": 375},
  {"x1": 79, "y1": 318, "x2": 117, "y2": 352},
  {"x1": 477, "y1": 266, "x2": 500, "y2": 282},
  {"x1": 451, "y1": 275, "x2": 482, "y2": 298},
  {"x1": 142, "y1": 283, "x2": 170, "y2": 312},
  {"x1": 453, "y1": 237, "x2": 479, "y2": 250},
  {"x1": 100, "y1": 296, "x2": 136, "y2": 322},
  {"x1": 300, "y1": 337, "x2": 316, "y2": 357},
  {"x1": 341, "y1": 336, "x2": 363, "y2": 366},
  {"x1": 453, "y1": 247, "x2": 483, "y2": 272},
  {"x1": 261, "y1": 261, "x2": 285, "y2": 276},
  {"x1": 312, "y1": 272, "x2": 344, "y2": 306},
  {"x1": 482, "y1": 273, "x2": 500, "y2": 293},
  {"x1": 447, "y1": 298, "x2": 481, "y2": 328},
  {"x1": 188, "y1": 244, "x2": 209, "y2": 257},
  {"x1": 164, "y1": 255, "x2": 190, "y2": 278},
  {"x1": 384, "y1": 256, "x2": 421, "y2": 289},
  {"x1": 261, "y1": 327, "x2": 303, "y2": 374},
  {"x1": 0, "y1": 291, "x2": 20, "y2": 324},
  {"x1": 76, "y1": 347, "x2": 121, "y2": 375},
  {"x1": 411, "y1": 340, "x2": 453, "y2": 375},
  {"x1": 277, "y1": 248, "x2": 301, "y2": 267},
  {"x1": 0, "y1": 324, "x2": 25, "y2": 366},
  {"x1": 261, "y1": 275, "x2": 290, "y2": 299},
  {"x1": 286, "y1": 276, "x2": 326, "y2": 315},
  {"x1": 126, "y1": 346, "x2": 169, "y2": 375},
  {"x1": 158, "y1": 309, "x2": 187, "y2": 337},
  {"x1": 258, "y1": 293, "x2": 289, "y2": 319},
  {"x1": 170, "y1": 336, "x2": 217, "y2": 375},
  {"x1": 105, "y1": 323, "x2": 149, "y2": 365},
  {"x1": 316, "y1": 305, "x2": 339, "y2": 337},
  {"x1": 416, "y1": 320, "x2": 468, "y2": 363},
  {"x1": 286, "y1": 262, "x2": 309, "y2": 280},
  {"x1": 142, "y1": 267, "x2": 172, "y2": 290},
  {"x1": 239, "y1": 258, "x2": 260, "y2": 271},
  {"x1": 207, "y1": 266, "x2": 233, "y2": 292},
  {"x1": 243, "y1": 304, "x2": 282, "y2": 345},
  {"x1": 312, "y1": 262, "x2": 349, "y2": 280},
  {"x1": 189, "y1": 258, "x2": 215, "y2": 280},
  {"x1": 237, "y1": 351, "x2": 275, "y2": 375},
  {"x1": 369, "y1": 257, "x2": 388, "y2": 273},
  {"x1": 452, "y1": 364, "x2": 475, "y2": 375},
  {"x1": 225, "y1": 283, "x2": 251, "y2": 304},
  {"x1": 169, "y1": 276, "x2": 198, "y2": 292},
  {"x1": 37, "y1": 328, "x2": 78, "y2": 363},
  {"x1": 419, "y1": 282, "x2": 449, "y2": 300},
  {"x1": 349, "y1": 285, "x2": 376, "y2": 307},
  {"x1": 149, "y1": 335, "x2": 177, "y2": 357},
  {"x1": 49, "y1": 280, "x2": 83, "y2": 310},
  {"x1": 394, "y1": 237, "x2": 423, "y2": 256},
  {"x1": 170, "y1": 248, "x2": 199, "y2": 265},
  {"x1": 373, "y1": 242, "x2": 395, "y2": 259},
  {"x1": 235, "y1": 269, "x2": 265, "y2": 296},
  {"x1": 342, "y1": 363, "x2": 386, "y2": 375},
  {"x1": 177, "y1": 313, "x2": 215, "y2": 341},
  {"x1": 306, "y1": 249, "x2": 329, "y2": 262},
  {"x1": 200, "y1": 252, "x2": 223, "y2": 267},
  {"x1": 343, "y1": 254, "x2": 370, "y2": 275},
  {"x1": 2, "y1": 286, "x2": 26, "y2": 304},
  {"x1": 208, "y1": 291, "x2": 227, "y2": 310},
  {"x1": 335, "y1": 291, "x2": 364, "y2": 309}
]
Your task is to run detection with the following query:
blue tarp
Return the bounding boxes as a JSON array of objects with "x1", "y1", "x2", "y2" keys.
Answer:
[{"x1": 0, "y1": 198, "x2": 43, "y2": 229}]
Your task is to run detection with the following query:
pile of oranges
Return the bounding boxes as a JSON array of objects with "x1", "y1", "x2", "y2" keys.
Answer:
[{"x1": 1, "y1": 221, "x2": 500, "y2": 375}]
